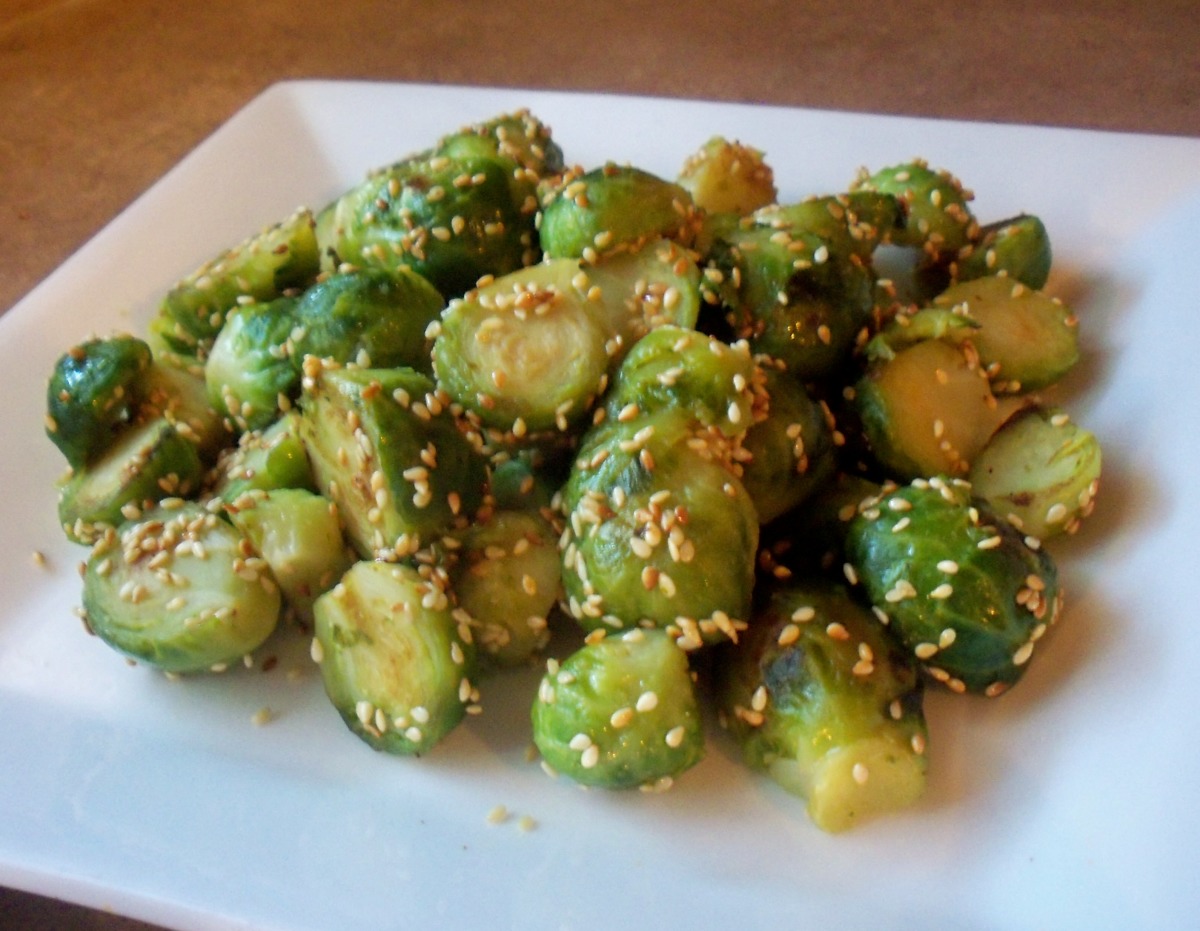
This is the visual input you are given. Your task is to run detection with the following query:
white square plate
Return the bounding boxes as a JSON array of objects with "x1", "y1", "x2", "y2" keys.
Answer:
[{"x1": 2, "y1": 81, "x2": 1198, "y2": 930}]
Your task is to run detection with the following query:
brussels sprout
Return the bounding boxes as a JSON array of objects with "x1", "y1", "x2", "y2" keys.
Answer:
[
  {"x1": 953, "y1": 214, "x2": 1052, "y2": 290},
  {"x1": 435, "y1": 109, "x2": 564, "y2": 178},
  {"x1": 291, "y1": 267, "x2": 445, "y2": 375},
  {"x1": 845, "y1": 477, "x2": 1062, "y2": 696},
  {"x1": 539, "y1": 163, "x2": 700, "y2": 260},
  {"x1": 58, "y1": 417, "x2": 204, "y2": 545},
  {"x1": 432, "y1": 259, "x2": 613, "y2": 438},
  {"x1": 969, "y1": 407, "x2": 1101, "y2": 540},
  {"x1": 560, "y1": 412, "x2": 759, "y2": 648},
  {"x1": 930, "y1": 275, "x2": 1079, "y2": 393},
  {"x1": 138, "y1": 357, "x2": 233, "y2": 461},
  {"x1": 450, "y1": 509, "x2": 561, "y2": 667},
  {"x1": 312, "y1": 560, "x2": 477, "y2": 755},
  {"x1": 740, "y1": 363, "x2": 837, "y2": 524},
  {"x1": 715, "y1": 579, "x2": 927, "y2": 833},
  {"x1": 226, "y1": 487, "x2": 354, "y2": 626},
  {"x1": 854, "y1": 337, "x2": 1028, "y2": 479},
  {"x1": 751, "y1": 191, "x2": 903, "y2": 262},
  {"x1": 850, "y1": 160, "x2": 977, "y2": 260},
  {"x1": 532, "y1": 628, "x2": 704, "y2": 789},
  {"x1": 316, "y1": 150, "x2": 538, "y2": 299},
  {"x1": 602, "y1": 325, "x2": 762, "y2": 439},
  {"x1": 45, "y1": 335, "x2": 152, "y2": 468},
  {"x1": 717, "y1": 223, "x2": 875, "y2": 381},
  {"x1": 207, "y1": 410, "x2": 315, "y2": 503},
  {"x1": 676, "y1": 136, "x2": 777, "y2": 216},
  {"x1": 300, "y1": 367, "x2": 487, "y2": 560},
  {"x1": 82, "y1": 502, "x2": 281, "y2": 673},
  {"x1": 204, "y1": 296, "x2": 299, "y2": 433},
  {"x1": 582, "y1": 236, "x2": 703, "y2": 352},
  {"x1": 151, "y1": 208, "x2": 319, "y2": 359},
  {"x1": 864, "y1": 305, "x2": 981, "y2": 362}
]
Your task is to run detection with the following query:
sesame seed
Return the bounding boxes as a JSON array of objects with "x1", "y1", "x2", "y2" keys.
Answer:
[
  {"x1": 665, "y1": 726, "x2": 686, "y2": 749},
  {"x1": 636, "y1": 691, "x2": 659, "y2": 712},
  {"x1": 851, "y1": 762, "x2": 869, "y2": 785},
  {"x1": 486, "y1": 804, "x2": 509, "y2": 825}
]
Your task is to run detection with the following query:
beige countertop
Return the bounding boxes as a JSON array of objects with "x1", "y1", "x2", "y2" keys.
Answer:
[{"x1": 1, "y1": 1, "x2": 1196, "y2": 928}]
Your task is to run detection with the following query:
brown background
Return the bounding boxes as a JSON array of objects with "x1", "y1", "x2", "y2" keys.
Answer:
[{"x1": 1, "y1": 1, "x2": 1197, "y2": 928}]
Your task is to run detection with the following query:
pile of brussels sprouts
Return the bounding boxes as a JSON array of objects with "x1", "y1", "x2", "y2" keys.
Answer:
[{"x1": 44, "y1": 109, "x2": 1101, "y2": 832}]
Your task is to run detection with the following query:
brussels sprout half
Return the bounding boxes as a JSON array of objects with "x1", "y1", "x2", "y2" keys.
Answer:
[
  {"x1": 676, "y1": 136, "x2": 777, "y2": 216},
  {"x1": 316, "y1": 151, "x2": 538, "y2": 299},
  {"x1": 58, "y1": 417, "x2": 204, "y2": 545},
  {"x1": 205, "y1": 296, "x2": 300, "y2": 433},
  {"x1": 151, "y1": 208, "x2": 319, "y2": 359},
  {"x1": 82, "y1": 502, "x2": 281, "y2": 673},
  {"x1": 432, "y1": 259, "x2": 613, "y2": 438},
  {"x1": 291, "y1": 267, "x2": 445, "y2": 375},
  {"x1": 226, "y1": 487, "x2": 354, "y2": 627},
  {"x1": 449, "y1": 509, "x2": 561, "y2": 667},
  {"x1": 716, "y1": 578, "x2": 927, "y2": 832},
  {"x1": 313, "y1": 560, "x2": 477, "y2": 755},
  {"x1": 969, "y1": 406, "x2": 1101, "y2": 540},
  {"x1": 539, "y1": 163, "x2": 700, "y2": 260},
  {"x1": 561, "y1": 412, "x2": 759, "y2": 648},
  {"x1": 300, "y1": 367, "x2": 487, "y2": 560},
  {"x1": 45, "y1": 334, "x2": 152, "y2": 469},
  {"x1": 845, "y1": 477, "x2": 1062, "y2": 696},
  {"x1": 532, "y1": 628, "x2": 704, "y2": 790}
]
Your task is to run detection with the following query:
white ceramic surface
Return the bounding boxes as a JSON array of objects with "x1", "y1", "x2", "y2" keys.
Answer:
[{"x1": 2, "y1": 81, "x2": 1198, "y2": 930}]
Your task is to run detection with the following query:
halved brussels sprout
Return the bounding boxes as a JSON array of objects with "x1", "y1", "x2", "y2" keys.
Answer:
[
  {"x1": 207, "y1": 410, "x2": 315, "y2": 503},
  {"x1": 532, "y1": 628, "x2": 704, "y2": 789},
  {"x1": 560, "y1": 412, "x2": 759, "y2": 648},
  {"x1": 312, "y1": 560, "x2": 476, "y2": 755},
  {"x1": 45, "y1": 334, "x2": 152, "y2": 468},
  {"x1": 435, "y1": 109, "x2": 564, "y2": 179},
  {"x1": 854, "y1": 337, "x2": 1028, "y2": 479},
  {"x1": 851, "y1": 160, "x2": 977, "y2": 259},
  {"x1": 845, "y1": 477, "x2": 1062, "y2": 696},
  {"x1": 432, "y1": 259, "x2": 612, "y2": 437},
  {"x1": 205, "y1": 296, "x2": 299, "y2": 433},
  {"x1": 716, "y1": 578, "x2": 927, "y2": 832},
  {"x1": 969, "y1": 406, "x2": 1101, "y2": 540},
  {"x1": 82, "y1": 501, "x2": 281, "y2": 673},
  {"x1": 930, "y1": 275, "x2": 1079, "y2": 393},
  {"x1": 151, "y1": 208, "x2": 319, "y2": 359},
  {"x1": 226, "y1": 487, "x2": 354, "y2": 626},
  {"x1": 582, "y1": 236, "x2": 703, "y2": 352},
  {"x1": 138, "y1": 357, "x2": 232, "y2": 461},
  {"x1": 751, "y1": 191, "x2": 903, "y2": 262},
  {"x1": 717, "y1": 223, "x2": 875, "y2": 381},
  {"x1": 58, "y1": 417, "x2": 204, "y2": 545},
  {"x1": 539, "y1": 163, "x2": 700, "y2": 260},
  {"x1": 953, "y1": 214, "x2": 1052, "y2": 290},
  {"x1": 676, "y1": 136, "x2": 777, "y2": 216},
  {"x1": 449, "y1": 509, "x2": 561, "y2": 667},
  {"x1": 300, "y1": 367, "x2": 487, "y2": 560},
  {"x1": 316, "y1": 150, "x2": 538, "y2": 299},
  {"x1": 602, "y1": 325, "x2": 761, "y2": 439},
  {"x1": 291, "y1": 267, "x2": 445, "y2": 375}
]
